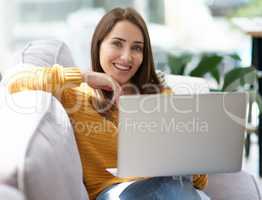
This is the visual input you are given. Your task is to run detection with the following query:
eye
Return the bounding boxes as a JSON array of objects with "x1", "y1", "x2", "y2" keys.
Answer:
[
  {"x1": 111, "y1": 41, "x2": 122, "y2": 48},
  {"x1": 132, "y1": 45, "x2": 143, "y2": 52}
]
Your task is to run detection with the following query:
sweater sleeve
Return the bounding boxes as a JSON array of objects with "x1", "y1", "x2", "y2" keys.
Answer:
[
  {"x1": 7, "y1": 64, "x2": 82, "y2": 98},
  {"x1": 192, "y1": 174, "x2": 208, "y2": 190}
]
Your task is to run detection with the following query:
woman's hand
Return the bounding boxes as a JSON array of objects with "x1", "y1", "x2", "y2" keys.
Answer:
[{"x1": 82, "y1": 72, "x2": 121, "y2": 104}]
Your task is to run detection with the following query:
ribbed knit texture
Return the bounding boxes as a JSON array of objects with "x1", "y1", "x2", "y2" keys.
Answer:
[{"x1": 8, "y1": 65, "x2": 208, "y2": 200}]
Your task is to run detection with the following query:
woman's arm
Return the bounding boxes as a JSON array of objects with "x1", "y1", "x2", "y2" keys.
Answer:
[
  {"x1": 7, "y1": 64, "x2": 82, "y2": 97},
  {"x1": 7, "y1": 64, "x2": 122, "y2": 104}
]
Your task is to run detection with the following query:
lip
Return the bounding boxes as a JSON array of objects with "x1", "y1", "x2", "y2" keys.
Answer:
[{"x1": 113, "y1": 63, "x2": 131, "y2": 71}]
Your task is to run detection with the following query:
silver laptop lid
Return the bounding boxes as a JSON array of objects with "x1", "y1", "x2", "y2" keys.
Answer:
[{"x1": 117, "y1": 92, "x2": 248, "y2": 177}]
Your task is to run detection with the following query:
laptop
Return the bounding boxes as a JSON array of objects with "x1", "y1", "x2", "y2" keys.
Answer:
[{"x1": 111, "y1": 92, "x2": 248, "y2": 177}]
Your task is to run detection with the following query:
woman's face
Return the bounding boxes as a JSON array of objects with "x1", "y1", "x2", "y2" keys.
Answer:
[{"x1": 99, "y1": 20, "x2": 144, "y2": 85}]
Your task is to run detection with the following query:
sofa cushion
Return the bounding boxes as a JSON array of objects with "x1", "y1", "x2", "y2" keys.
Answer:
[
  {"x1": 14, "y1": 40, "x2": 75, "y2": 67},
  {"x1": 205, "y1": 171, "x2": 261, "y2": 200},
  {"x1": 165, "y1": 74, "x2": 209, "y2": 94},
  {"x1": 0, "y1": 91, "x2": 88, "y2": 200},
  {"x1": 0, "y1": 85, "x2": 20, "y2": 183}
]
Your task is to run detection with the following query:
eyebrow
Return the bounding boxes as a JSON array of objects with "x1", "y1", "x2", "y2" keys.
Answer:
[{"x1": 112, "y1": 37, "x2": 144, "y2": 44}]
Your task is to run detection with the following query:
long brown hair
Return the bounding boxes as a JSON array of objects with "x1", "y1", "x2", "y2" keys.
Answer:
[{"x1": 90, "y1": 7, "x2": 161, "y2": 112}]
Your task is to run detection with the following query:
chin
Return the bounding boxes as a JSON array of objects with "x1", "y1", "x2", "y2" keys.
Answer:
[
  {"x1": 114, "y1": 77, "x2": 130, "y2": 86},
  {"x1": 118, "y1": 80, "x2": 128, "y2": 86}
]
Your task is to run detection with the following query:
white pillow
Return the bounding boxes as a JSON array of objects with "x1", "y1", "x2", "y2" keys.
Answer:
[{"x1": 14, "y1": 40, "x2": 75, "y2": 67}]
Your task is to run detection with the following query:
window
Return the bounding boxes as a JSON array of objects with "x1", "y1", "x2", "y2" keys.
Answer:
[
  {"x1": 16, "y1": 0, "x2": 165, "y2": 23},
  {"x1": 16, "y1": 0, "x2": 93, "y2": 22}
]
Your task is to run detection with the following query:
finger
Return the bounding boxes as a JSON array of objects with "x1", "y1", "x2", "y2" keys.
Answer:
[
  {"x1": 104, "y1": 75, "x2": 121, "y2": 104},
  {"x1": 101, "y1": 86, "x2": 113, "y2": 91},
  {"x1": 112, "y1": 83, "x2": 121, "y2": 105}
]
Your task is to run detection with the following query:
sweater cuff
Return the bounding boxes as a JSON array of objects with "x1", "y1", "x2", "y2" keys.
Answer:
[{"x1": 63, "y1": 66, "x2": 83, "y2": 86}]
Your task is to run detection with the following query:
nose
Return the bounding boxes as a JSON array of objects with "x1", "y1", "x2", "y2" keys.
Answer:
[{"x1": 121, "y1": 48, "x2": 132, "y2": 64}]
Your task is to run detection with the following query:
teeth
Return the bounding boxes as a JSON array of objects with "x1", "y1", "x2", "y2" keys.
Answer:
[{"x1": 114, "y1": 63, "x2": 131, "y2": 71}]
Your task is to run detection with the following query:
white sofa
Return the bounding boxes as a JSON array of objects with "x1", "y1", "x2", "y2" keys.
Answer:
[
  {"x1": 0, "y1": 40, "x2": 261, "y2": 200},
  {"x1": 0, "y1": 88, "x2": 88, "y2": 200}
]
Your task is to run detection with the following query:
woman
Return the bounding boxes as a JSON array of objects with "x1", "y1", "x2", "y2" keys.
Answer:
[{"x1": 8, "y1": 7, "x2": 209, "y2": 200}]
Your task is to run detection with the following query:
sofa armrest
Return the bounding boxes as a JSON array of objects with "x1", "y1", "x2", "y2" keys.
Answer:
[{"x1": 0, "y1": 90, "x2": 88, "y2": 200}]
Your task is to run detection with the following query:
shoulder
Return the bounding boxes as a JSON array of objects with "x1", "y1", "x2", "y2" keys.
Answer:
[{"x1": 62, "y1": 83, "x2": 97, "y2": 112}]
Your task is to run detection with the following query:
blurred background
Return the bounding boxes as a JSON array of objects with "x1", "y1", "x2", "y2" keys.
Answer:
[
  {"x1": 1, "y1": 0, "x2": 260, "y2": 71},
  {"x1": 0, "y1": 0, "x2": 262, "y2": 185}
]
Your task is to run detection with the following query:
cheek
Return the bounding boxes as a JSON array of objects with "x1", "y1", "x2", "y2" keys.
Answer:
[
  {"x1": 99, "y1": 49, "x2": 114, "y2": 71},
  {"x1": 134, "y1": 54, "x2": 143, "y2": 69},
  {"x1": 100, "y1": 43, "x2": 119, "y2": 60}
]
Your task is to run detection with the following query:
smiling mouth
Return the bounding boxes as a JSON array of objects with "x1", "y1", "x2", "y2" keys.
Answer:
[{"x1": 113, "y1": 63, "x2": 131, "y2": 71}]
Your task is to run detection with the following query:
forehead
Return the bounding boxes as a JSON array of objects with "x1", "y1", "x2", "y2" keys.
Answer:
[{"x1": 106, "y1": 20, "x2": 144, "y2": 42}]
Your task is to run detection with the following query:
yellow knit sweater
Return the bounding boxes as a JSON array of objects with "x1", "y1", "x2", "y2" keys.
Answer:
[{"x1": 8, "y1": 65, "x2": 208, "y2": 200}]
